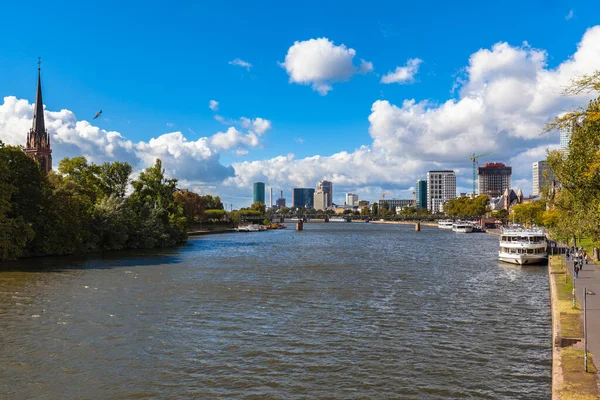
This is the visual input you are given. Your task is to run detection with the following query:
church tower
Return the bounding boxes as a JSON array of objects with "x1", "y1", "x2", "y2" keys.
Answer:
[{"x1": 25, "y1": 59, "x2": 52, "y2": 174}]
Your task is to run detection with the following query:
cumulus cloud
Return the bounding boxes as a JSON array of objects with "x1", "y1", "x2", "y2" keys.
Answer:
[
  {"x1": 359, "y1": 59, "x2": 374, "y2": 74},
  {"x1": 209, "y1": 100, "x2": 219, "y2": 111},
  {"x1": 229, "y1": 58, "x2": 252, "y2": 71},
  {"x1": 224, "y1": 26, "x2": 600, "y2": 204},
  {"x1": 380, "y1": 58, "x2": 422, "y2": 84},
  {"x1": 0, "y1": 96, "x2": 275, "y2": 185},
  {"x1": 280, "y1": 37, "x2": 372, "y2": 95}
]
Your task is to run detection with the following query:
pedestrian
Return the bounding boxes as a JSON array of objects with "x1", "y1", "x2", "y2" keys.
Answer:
[
  {"x1": 575, "y1": 264, "x2": 579, "y2": 278},
  {"x1": 566, "y1": 250, "x2": 570, "y2": 260},
  {"x1": 580, "y1": 258, "x2": 584, "y2": 269}
]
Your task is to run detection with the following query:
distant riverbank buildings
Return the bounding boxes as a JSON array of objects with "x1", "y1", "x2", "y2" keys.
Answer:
[
  {"x1": 532, "y1": 161, "x2": 556, "y2": 197},
  {"x1": 415, "y1": 180, "x2": 427, "y2": 209},
  {"x1": 426, "y1": 170, "x2": 456, "y2": 213},
  {"x1": 292, "y1": 188, "x2": 315, "y2": 209},
  {"x1": 478, "y1": 163, "x2": 512, "y2": 197},
  {"x1": 253, "y1": 182, "x2": 265, "y2": 204}
]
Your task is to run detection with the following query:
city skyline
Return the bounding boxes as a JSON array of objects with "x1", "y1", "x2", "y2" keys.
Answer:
[{"x1": 0, "y1": 2, "x2": 599, "y2": 208}]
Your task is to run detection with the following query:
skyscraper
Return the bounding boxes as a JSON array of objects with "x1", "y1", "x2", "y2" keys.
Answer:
[
  {"x1": 560, "y1": 126, "x2": 571, "y2": 152},
  {"x1": 292, "y1": 188, "x2": 315, "y2": 208},
  {"x1": 478, "y1": 163, "x2": 512, "y2": 197},
  {"x1": 25, "y1": 60, "x2": 52, "y2": 174},
  {"x1": 415, "y1": 180, "x2": 427, "y2": 209},
  {"x1": 345, "y1": 193, "x2": 358, "y2": 206},
  {"x1": 533, "y1": 161, "x2": 555, "y2": 197},
  {"x1": 316, "y1": 180, "x2": 333, "y2": 207},
  {"x1": 253, "y1": 182, "x2": 265, "y2": 204},
  {"x1": 313, "y1": 190, "x2": 327, "y2": 211},
  {"x1": 426, "y1": 170, "x2": 456, "y2": 212}
]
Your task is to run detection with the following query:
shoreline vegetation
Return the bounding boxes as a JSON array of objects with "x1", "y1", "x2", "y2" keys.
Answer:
[{"x1": 0, "y1": 149, "x2": 192, "y2": 262}]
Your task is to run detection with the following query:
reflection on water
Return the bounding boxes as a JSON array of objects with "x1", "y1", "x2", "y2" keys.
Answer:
[{"x1": 0, "y1": 223, "x2": 551, "y2": 399}]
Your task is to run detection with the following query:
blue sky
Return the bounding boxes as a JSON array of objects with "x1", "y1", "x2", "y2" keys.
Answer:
[{"x1": 1, "y1": 0, "x2": 599, "y2": 207}]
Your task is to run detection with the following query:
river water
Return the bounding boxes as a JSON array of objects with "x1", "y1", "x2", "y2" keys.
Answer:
[{"x1": 0, "y1": 223, "x2": 551, "y2": 399}]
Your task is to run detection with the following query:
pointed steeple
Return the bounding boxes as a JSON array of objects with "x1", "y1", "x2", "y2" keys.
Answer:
[
  {"x1": 32, "y1": 66, "x2": 46, "y2": 135},
  {"x1": 25, "y1": 57, "x2": 52, "y2": 174}
]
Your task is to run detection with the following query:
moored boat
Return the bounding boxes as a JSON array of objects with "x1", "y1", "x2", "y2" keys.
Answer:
[
  {"x1": 438, "y1": 220, "x2": 453, "y2": 230},
  {"x1": 452, "y1": 221, "x2": 473, "y2": 233},
  {"x1": 498, "y1": 227, "x2": 548, "y2": 265}
]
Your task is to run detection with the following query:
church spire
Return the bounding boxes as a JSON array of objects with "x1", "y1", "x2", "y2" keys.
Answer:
[
  {"x1": 25, "y1": 57, "x2": 52, "y2": 174},
  {"x1": 32, "y1": 57, "x2": 46, "y2": 135}
]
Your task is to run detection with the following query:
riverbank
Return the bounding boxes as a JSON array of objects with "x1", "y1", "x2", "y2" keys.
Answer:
[
  {"x1": 369, "y1": 220, "x2": 438, "y2": 227},
  {"x1": 548, "y1": 255, "x2": 599, "y2": 399}
]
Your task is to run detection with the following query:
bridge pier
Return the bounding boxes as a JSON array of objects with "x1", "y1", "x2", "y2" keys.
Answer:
[
  {"x1": 415, "y1": 222, "x2": 421, "y2": 232},
  {"x1": 296, "y1": 220, "x2": 304, "y2": 231}
]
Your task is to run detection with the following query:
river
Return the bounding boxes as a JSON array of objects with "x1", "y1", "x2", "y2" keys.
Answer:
[{"x1": 0, "y1": 223, "x2": 551, "y2": 399}]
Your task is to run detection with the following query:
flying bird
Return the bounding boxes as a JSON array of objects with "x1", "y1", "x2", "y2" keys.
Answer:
[{"x1": 94, "y1": 110, "x2": 103, "y2": 119}]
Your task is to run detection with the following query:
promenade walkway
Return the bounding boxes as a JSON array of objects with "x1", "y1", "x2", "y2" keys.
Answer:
[{"x1": 567, "y1": 255, "x2": 600, "y2": 374}]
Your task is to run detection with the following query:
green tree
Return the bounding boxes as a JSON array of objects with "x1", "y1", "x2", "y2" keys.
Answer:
[
  {"x1": 250, "y1": 201, "x2": 266, "y2": 214},
  {"x1": 0, "y1": 143, "x2": 35, "y2": 260},
  {"x1": 360, "y1": 206, "x2": 370, "y2": 216},
  {"x1": 99, "y1": 161, "x2": 132, "y2": 198},
  {"x1": 174, "y1": 190, "x2": 206, "y2": 226},
  {"x1": 510, "y1": 200, "x2": 546, "y2": 226},
  {"x1": 545, "y1": 71, "x2": 600, "y2": 245},
  {"x1": 371, "y1": 202, "x2": 378, "y2": 216},
  {"x1": 128, "y1": 159, "x2": 187, "y2": 248}
]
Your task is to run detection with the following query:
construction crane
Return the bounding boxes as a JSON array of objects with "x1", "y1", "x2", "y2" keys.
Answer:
[
  {"x1": 469, "y1": 152, "x2": 493, "y2": 195},
  {"x1": 381, "y1": 191, "x2": 392, "y2": 200}
]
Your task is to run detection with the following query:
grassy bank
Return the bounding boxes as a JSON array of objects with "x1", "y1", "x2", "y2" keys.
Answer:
[{"x1": 549, "y1": 255, "x2": 598, "y2": 400}]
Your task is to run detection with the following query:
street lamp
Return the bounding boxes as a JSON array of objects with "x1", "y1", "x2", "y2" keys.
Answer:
[{"x1": 584, "y1": 287, "x2": 595, "y2": 372}]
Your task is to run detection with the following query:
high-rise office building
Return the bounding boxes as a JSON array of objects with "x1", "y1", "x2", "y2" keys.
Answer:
[
  {"x1": 313, "y1": 190, "x2": 327, "y2": 211},
  {"x1": 292, "y1": 188, "x2": 315, "y2": 208},
  {"x1": 426, "y1": 170, "x2": 456, "y2": 212},
  {"x1": 345, "y1": 193, "x2": 358, "y2": 206},
  {"x1": 316, "y1": 181, "x2": 333, "y2": 207},
  {"x1": 478, "y1": 163, "x2": 512, "y2": 197},
  {"x1": 253, "y1": 182, "x2": 265, "y2": 204},
  {"x1": 532, "y1": 161, "x2": 556, "y2": 197},
  {"x1": 560, "y1": 127, "x2": 571, "y2": 152},
  {"x1": 415, "y1": 180, "x2": 427, "y2": 209}
]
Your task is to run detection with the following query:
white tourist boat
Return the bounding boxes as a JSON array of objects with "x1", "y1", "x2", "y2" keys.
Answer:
[
  {"x1": 498, "y1": 227, "x2": 548, "y2": 265},
  {"x1": 235, "y1": 224, "x2": 262, "y2": 232},
  {"x1": 438, "y1": 220, "x2": 454, "y2": 230},
  {"x1": 452, "y1": 221, "x2": 473, "y2": 233}
]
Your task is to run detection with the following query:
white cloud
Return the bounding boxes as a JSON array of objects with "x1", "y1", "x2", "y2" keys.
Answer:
[
  {"x1": 381, "y1": 58, "x2": 422, "y2": 84},
  {"x1": 209, "y1": 100, "x2": 219, "y2": 111},
  {"x1": 294, "y1": 137, "x2": 305, "y2": 144},
  {"x1": 359, "y1": 59, "x2": 374, "y2": 74},
  {"x1": 223, "y1": 26, "x2": 600, "y2": 204},
  {"x1": 228, "y1": 58, "x2": 252, "y2": 71},
  {"x1": 166, "y1": 122, "x2": 175, "y2": 127},
  {"x1": 0, "y1": 96, "x2": 274, "y2": 184},
  {"x1": 240, "y1": 117, "x2": 271, "y2": 135},
  {"x1": 280, "y1": 37, "x2": 372, "y2": 95},
  {"x1": 566, "y1": 9, "x2": 574, "y2": 20}
]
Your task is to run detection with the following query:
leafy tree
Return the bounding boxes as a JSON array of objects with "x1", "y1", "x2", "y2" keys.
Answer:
[
  {"x1": 545, "y1": 70, "x2": 600, "y2": 245},
  {"x1": 174, "y1": 190, "x2": 206, "y2": 226},
  {"x1": 99, "y1": 161, "x2": 132, "y2": 198},
  {"x1": 510, "y1": 200, "x2": 546, "y2": 226},
  {"x1": 250, "y1": 201, "x2": 266, "y2": 214},
  {"x1": 360, "y1": 206, "x2": 370, "y2": 216},
  {"x1": 128, "y1": 159, "x2": 187, "y2": 248},
  {"x1": 371, "y1": 202, "x2": 378, "y2": 216},
  {"x1": 444, "y1": 195, "x2": 488, "y2": 217}
]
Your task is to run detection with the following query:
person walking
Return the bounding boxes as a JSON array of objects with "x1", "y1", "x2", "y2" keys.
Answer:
[{"x1": 575, "y1": 263, "x2": 580, "y2": 279}]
